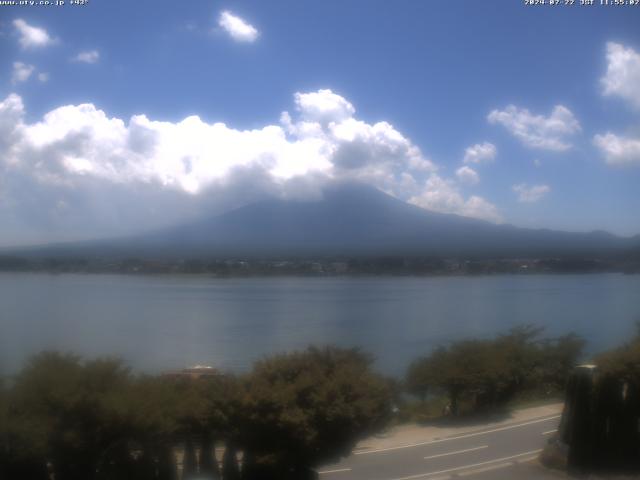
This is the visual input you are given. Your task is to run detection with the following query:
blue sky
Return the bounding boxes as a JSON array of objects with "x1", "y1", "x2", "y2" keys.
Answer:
[{"x1": 1, "y1": 0, "x2": 640, "y2": 245}]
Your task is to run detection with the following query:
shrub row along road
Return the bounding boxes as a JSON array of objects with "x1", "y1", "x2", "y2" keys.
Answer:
[{"x1": 317, "y1": 413, "x2": 562, "y2": 480}]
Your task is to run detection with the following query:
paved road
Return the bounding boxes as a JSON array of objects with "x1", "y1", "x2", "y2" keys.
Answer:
[{"x1": 318, "y1": 414, "x2": 561, "y2": 480}]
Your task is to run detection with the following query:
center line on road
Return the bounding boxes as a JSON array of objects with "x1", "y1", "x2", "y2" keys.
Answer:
[
  {"x1": 387, "y1": 449, "x2": 543, "y2": 480},
  {"x1": 542, "y1": 429, "x2": 557, "y2": 435},
  {"x1": 423, "y1": 445, "x2": 487, "y2": 460},
  {"x1": 355, "y1": 415, "x2": 560, "y2": 455}
]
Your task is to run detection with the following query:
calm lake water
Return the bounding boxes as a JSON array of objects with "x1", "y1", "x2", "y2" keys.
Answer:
[{"x1": 1, "y1": 273, "x2": 639, "y2": 377}]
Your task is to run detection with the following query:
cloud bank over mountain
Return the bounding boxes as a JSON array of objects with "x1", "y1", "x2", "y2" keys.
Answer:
[{"x1": 0, "y1": 89, "x2": 500, "y2": 245}]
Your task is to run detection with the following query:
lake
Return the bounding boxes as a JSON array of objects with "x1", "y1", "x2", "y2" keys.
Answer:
[{"x1": 1, "y1": 273, "x2": 639, "y2": 377}]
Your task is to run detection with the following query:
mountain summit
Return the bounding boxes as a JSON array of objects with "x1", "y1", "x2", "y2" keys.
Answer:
[
  {"x1": 120, "y1": 183, "x2": 635, "y2": 258},
  {"x1": 7, "y1": 183, "x2": 637, "y2": 259}
]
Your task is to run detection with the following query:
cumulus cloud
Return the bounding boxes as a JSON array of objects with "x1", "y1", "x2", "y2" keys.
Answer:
[
  {"x1": 218, "y1": 11, "x2": 259, "y2": 43},
  {"x1": 0, "y1": 89, "x2": 502, "y2": 244},
  {"x1": 72, "y1": 50, "x2": 100, "y2": 64},
  {"x1": 38, "y1": 72, "x2": 49, "y2": 83},
  {"x1": 409, "y1": 174, "x2": 501, "y2": 223},
  {"x1": 512, "y1": 184, "x2": 550, "y2": 203},
  {"x1": 455, "y1": 166, "x2": 479, "y2": 185},
  {"x1": 463, "y1": 142, "x2": 496, "y2": 164},
  {"x1": 294, "y1": 90, "x2": 355, "y2": 124},
  {"x1": 593, "y1": 132, "x2": 640, "y2": 166},
  {"x1": 0, "y1": 93, "x2": 24, "y2": 156},
  {"x1": 488, "y1": 105, "x2": 581, "y2": 151},
  {"x1": 13, "y1": 19, "x2": 55, "y2": 49},
  {"x1": 601, "y1": 42, "x2": 640, "y2": 109},
  {"x1": 11, "y1": 62, "x2": 34, "y2": 84}
]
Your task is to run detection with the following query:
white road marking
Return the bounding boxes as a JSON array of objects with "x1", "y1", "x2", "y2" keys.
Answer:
[
  {"x1": 318, "y1": 467, "x2": 352, "y2": 475},
  {"x1": 458, "y1": 454, "x2": 539, "y2": 476},
  {"x1": 423, "y1": 445, "x2": 488, "y2": 460},
  {"x1": 355, "y1": 415, "x2": 560, "y2": 455},
  {"x1": 387, "y1": 449, "x2": 543, "y2": 480},
  {"x1": 542, "y1": 429, "x2": 557, "y2": 435},
  {"x1": 516, "y1": 455, "x2": 540, "y2": 464}
]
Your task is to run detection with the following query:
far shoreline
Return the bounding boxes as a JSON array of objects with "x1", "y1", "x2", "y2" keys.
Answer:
[{"x1": 1, "y1": 252, "x2": 639, "y2": 278}]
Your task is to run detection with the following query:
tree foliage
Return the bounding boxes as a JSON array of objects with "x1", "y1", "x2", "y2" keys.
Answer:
[
  {"x1": 406, "y1": 326, "x2": 585, "y2": 415},
  {"x1": 238, "y1": 346, "x2": 393, "y2": 479},
  {"x1": 595, "y1": 323, "x2": 640, "y2": 384},
  {"x1": 4, "y1": 352, "x2": 135, "y2": 480},
  {"x1": 0, "y1": 332, "x2": 592, "y2": 478},
  {"x1": 0, "y1": 347, "x2": 392, "y2": 480}
]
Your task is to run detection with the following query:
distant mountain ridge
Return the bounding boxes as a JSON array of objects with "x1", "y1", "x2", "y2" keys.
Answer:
[{"x1": 6, "y1": 183, "x2": 640, "y2": 259}]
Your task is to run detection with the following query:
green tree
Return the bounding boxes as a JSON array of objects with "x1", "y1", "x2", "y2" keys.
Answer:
[
  {"x1": 406, "y1": 340, "x2": 510, "y2": 415},
  {"x1": 496, "y1": 325, "x2": 544, "y2": 394},
  {"x1": 238, "y1": 346, "x2": 392, "y2": 479},
  {"x1": 405, "y1": 357, "x2": 434, "y2": 402},
  {"x1": 174, "y1": 374, "x2": 242, "y2": 479},
  {"x1": 122, "y1": 376, "x2": 181, "y2": 480},
  {"x1": 0, "y1": 371, "x2": 50, "y2": 479},
  {"x1": 538, "y1": 333, "x2": 586, "y2": 394},
  {"x1": 405, "y1": 327, "x2": 584, "y2": 415},
  {"x1": 9, "y1": 352, "x2": 136, "y2": 480},
  {"x1": 595, "y1": 325, "x2": 640, "y2": 386},
  {"x1": 124, "y1": 371, "x2": 241, "y2": 480}
]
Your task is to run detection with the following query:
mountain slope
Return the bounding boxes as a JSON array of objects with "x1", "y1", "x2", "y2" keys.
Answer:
[
  {"x1": 122, "y1": 183, "x2": 636, "y2": 258},
  {"x1": 7, "y1": 183, "x2": 637, "y2": 259}
]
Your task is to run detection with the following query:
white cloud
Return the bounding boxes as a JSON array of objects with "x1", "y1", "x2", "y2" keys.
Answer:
[
  {"x1": 0, "y1": 90, "x2": 466, "y2": 243},
  {"x1": 455, "y1": 166, "x2": 479, "y2": 185},
  {"x1": 38, "y1": 72, "x2": 49, "y2": 83},
  {"x1": 294, "y1": 89, "x2": 355, "y2": 124},
  {"x1": 463, "y1": 142, "x2": 496, "y2": 164},
  {"x1": 601, "y1": 42, "x2": 640, "y2": 109},
  {"x1": 487, "y1": 105, "x2": 581, "y2": 151},
  {"x1": 11, "y1": 62, "x2": 34, "y2": 84},
  {"x1": 13, "y1": 19, "x2": 54, "y2": 49},
  {"x1": 218, "y1": 11, "x2": 259, "y2": 43},
  {"x1": 512, "y1": 184, "x2": 550, "y2": 203},
  {"x1": 409, "y1": 174, "x2": 501, "y2": 223},
  {"x1": 593, "y1": 132, "x2": 640, "y2": 166},
  {"x1": 72, "y1": 50, "x2": 100, "y2": 64},
  {"x1": 0, "y1": 93, "x2": 24, "y2": 158}
]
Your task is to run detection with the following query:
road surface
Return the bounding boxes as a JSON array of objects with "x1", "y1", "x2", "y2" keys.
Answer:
[{"x1": 318, "y1": 412, "x2": 562, "y2": 480}]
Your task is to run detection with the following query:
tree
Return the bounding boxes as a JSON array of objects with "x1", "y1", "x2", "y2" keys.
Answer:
[
  {"x1": 0, "y1": 369, "x2": 51, "y2": 479},
  {"x1": 8, "y1": 352, "x2": 135, "y2": 480},
  {"x1": 496, "y1": 325, "x2": 544, "y2": 394},
  {"x1": 406, "y1": 340, "x2": 511, "y2": 415},
  {"x1": 125, "y1": 371, "x2": 241, "y2": 479},
  {"x1": 222, "y1": 443, "x2": 240, "y2": 480},
  {"x1": 405, "y1": 327, "x2": 584, "y2": 415},
  {"x1": 595, "y1": 324, "x2": 640, "y2": 384},
  {"x1": 538, "y1": 333, "x2": 586, "y2": 394},
  {"x1": 405, "y1": 357, "x2": 434, "y2": 402},
  {"x1": 237, "y1": 346, "x2": 392, "y2": 479}
]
